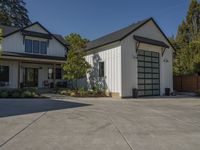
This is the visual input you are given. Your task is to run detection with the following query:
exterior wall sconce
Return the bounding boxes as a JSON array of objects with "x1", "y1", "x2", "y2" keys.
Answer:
[
  {"x1": 132, "y1": 55, "x2": 138, "y2": 59},
  {"x1": 163, "y1": 58, "x2": 169, "y2": 63}
]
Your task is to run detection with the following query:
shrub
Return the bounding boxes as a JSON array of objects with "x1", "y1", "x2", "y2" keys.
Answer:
[
  {"x1": 196, "y1": 89, "x2": 200, "y2": 96},
  {"x1": 0, "y1": 91, "x2": 9, "y2": 98},
  {"x1": 11, "y1": 91, "x2": 21, "y2": 98},
  {"x1": 60, "y1": 90, "x2": 68, "y2": 95},
  {"x1": 0, "y1": 88, "x2": 40, "y2": 98},
  {"x1": 21, "y1": 90, "x2": 32, "y2": 98},
  {"x1": 70, "y1": 91, "x2": 76, "y2": 97},
  {"x1": 77, "y1": 87, "x2": 86, "y2": 96}
]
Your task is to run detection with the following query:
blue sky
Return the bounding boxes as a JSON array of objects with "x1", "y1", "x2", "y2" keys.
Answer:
[{"x1": 25, "y1": 0, "x2": 190, "y2": 40}]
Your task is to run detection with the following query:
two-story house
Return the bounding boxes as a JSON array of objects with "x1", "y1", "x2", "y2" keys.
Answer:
[{"x1": 0, "y1": 22, "x2": 68, "y2": 89}]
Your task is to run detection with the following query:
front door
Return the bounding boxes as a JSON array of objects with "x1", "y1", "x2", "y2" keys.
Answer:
[{"x1": 24, "y1": 68, "x2": 38, "y2": 87}]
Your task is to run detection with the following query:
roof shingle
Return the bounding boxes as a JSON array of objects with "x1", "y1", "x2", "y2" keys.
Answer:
[
  {"x1": 0, "y1": 24, "x2": 68, "y2": 47},
  {"x1": 85, "y1": 18, "x2": 151, "y2": 51}
]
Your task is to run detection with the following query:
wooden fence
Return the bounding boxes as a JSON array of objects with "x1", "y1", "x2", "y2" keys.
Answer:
[{"x1": 173, "y1": 75, "x2": 200, "y2": 92}]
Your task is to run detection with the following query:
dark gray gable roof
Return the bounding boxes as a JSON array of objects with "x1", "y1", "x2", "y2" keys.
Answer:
[
  {"x1": 85, "y1": 17, "x2": 175, "y2": 51},
  {"x1": 85, "y1": 18, "x2": 151, "y2": 51},
  {"x1": 0, "y1": 23, "x2": 68, "y2": 48},
  {"x1": 53, "y1": 34, "x2": 68, "y2": 46}
]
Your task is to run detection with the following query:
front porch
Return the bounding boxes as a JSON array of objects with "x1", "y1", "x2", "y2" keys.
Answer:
[{"x1": 0, "y1": 52, "x2": 66, "y2": 89}]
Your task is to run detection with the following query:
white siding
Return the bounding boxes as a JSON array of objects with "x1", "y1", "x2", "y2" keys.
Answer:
[
  {"x1": 2, "y1": 24, "x2": 66, "y2": 57},
  {"x1": 85, "y1": 42, "x2": 122, "y2": 96},
  {"x1": 121, "y1": 20, "x2": 173, "y2": 97}
]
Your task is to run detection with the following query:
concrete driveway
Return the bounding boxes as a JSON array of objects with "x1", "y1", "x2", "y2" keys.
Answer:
[{"x1": 0, "y1": 96, "x2": 200, "y2": 150}]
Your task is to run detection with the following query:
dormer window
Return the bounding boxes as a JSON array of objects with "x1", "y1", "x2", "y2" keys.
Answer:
[
  {"x1": 40, "y1": 41, "x2": 47, "y2": 54},
  {"x1": 33, "y1": 40, "x2": 40, "y2": 53},
  {"x1": 25, "y1": 39, "x2": 32, "y2": 53},
  {"x1": 25, "y1": 39, "x2": 47, "y2": 54}
]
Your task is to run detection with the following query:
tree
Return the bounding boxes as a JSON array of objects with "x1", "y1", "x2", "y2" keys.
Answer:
[
  {"x1": 65, "y1": 33, "x2": 89, "y2": 51},
  {"x1": 173, "y1": 0, "x2": 200, "y2": 75},
  {"x1": 0, "y1": 0, "x2": 31, "y2": 27},
  {"x1": 63, "y1": 33, "x2": 91, "y2": 89},
  {"x1": 63, "y1": 50, "x2": 91, "y2": 89}
]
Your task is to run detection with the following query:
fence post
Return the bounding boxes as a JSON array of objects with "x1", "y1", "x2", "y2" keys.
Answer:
[{"x1": 181, "y1": 76, "x2": 182, "y2": 91}]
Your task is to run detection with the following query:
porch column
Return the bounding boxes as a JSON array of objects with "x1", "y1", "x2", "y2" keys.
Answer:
[
  {"x1": 18, "y1": 61, "x2": 21, "y2": 88},
  {"x1": 53, "y1": 64, "x2": 56, "y2": 88}
]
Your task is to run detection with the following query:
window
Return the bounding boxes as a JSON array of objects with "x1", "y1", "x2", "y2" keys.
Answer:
[
  {"x1": 25, "y1": 39, "x2": 48, "y2": 54},
  {"x1": 99, "y1": 62, "x2": 104, "y2": 77},
  {"x1": 33, "y1": 40, "x2": 39, "y2": 53},
  {"x1": 40, "y1": 41, "x2": 47, "y2": 54},
  {"x1": 0, "y1": 66, "x2": 9, "y2": 82},
  {"x1": 56, "y1": 68, "x2": 62, "y2": 79},
  {"x1": 48, "y1": 68, "x2": 53, "y2": 79},
  {"x1": 25, "y1": 39, "x2": 32, "y2": 53}
]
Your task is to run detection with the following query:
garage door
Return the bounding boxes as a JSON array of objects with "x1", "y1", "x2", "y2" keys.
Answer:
[{"x1": 138, "y1": 50, "x2": 160, "y2": 96}]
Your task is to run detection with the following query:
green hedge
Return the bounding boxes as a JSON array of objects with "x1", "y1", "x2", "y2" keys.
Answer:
[{"x1": 0, "y1": 88, "x2": 39, "y2": 98}]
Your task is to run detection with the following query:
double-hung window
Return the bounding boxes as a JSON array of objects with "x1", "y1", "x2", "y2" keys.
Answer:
[
  {"x1": 40, "y1": 41, "x2": 47, "y2": 54},
  {"x1": 25, "y1": 39, "x2": 47, "y2": 54},
  {"x1": 33, "y1": 40, "x2": 40, "y2": 53},
  {"x1": 99, "y1": 61, "x2": 105, "y2": 77},
  {"x1": 25, "y1": 39, "x2": 32, "y2": 53}
]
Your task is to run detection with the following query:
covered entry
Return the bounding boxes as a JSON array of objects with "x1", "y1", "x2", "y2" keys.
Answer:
[{"x1": 137, "y1": 50, "x2": 160, "y2": 96}]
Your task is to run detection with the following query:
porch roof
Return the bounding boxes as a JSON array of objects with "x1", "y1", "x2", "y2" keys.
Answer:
[
  {"x1": 1, "y1": 51, "x2": 66, "y2": 63},
  {"x1": 133, "y1": 35, "x2": 169, "y2": 48}
]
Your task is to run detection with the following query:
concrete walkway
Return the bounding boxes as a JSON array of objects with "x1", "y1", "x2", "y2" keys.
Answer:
[{"x1": 0, "y1": 96, "x2": 200, "y2": 150}]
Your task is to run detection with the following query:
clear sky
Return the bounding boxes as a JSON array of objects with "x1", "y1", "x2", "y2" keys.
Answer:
[{"x1": 25, "y1": 0, "x2": 190, "y2": 40}]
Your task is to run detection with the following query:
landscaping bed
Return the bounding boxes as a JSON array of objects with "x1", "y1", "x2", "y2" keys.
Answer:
[
  {"x1": 0, "y1": 88, "x2": 41, "y2": 98},
  {"x1": 56, "y1": 88, "x2": 107, "y2": 97}
]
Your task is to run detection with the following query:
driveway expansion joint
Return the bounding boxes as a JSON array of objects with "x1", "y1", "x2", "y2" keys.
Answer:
[
  {"x1": 0, "y1": 112, "x2": 47, "y2": 148},
  {"x1": 108, "y1": 115, "x2": 135, "y2": 150}
]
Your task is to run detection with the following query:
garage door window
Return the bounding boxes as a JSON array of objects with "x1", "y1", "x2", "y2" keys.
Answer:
[{"x1": 138, "y1": 50, "x2": 160, "y2": 96}]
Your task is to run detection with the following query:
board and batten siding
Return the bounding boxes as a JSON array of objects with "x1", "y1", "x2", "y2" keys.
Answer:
[
  {"x1": 2, "y1": 24, "x2": 66, "y2": 57},
  {"x1": 85, "y1": 42, "x2": 122, "y2": 97},
  {"x1": 121, "y1": 19, "x2": 173, "y2": 97}
]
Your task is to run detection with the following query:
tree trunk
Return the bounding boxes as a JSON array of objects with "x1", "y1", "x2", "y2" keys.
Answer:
[{"x1": 76, "y1": 79, "x2": 78, "y2": 90}]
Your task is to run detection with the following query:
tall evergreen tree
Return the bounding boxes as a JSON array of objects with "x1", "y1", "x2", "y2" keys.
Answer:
[
  {"x1": 0, "y1": 0, "x2": 31, "y2": 27},
  {"x1": 174, "y1": 0, "x2": 200, "y2": 75}
]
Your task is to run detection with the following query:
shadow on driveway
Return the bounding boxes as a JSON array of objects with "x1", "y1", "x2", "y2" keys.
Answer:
[{"x1": 0, "y1": 99, "x2": 91, "y2": 118}]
